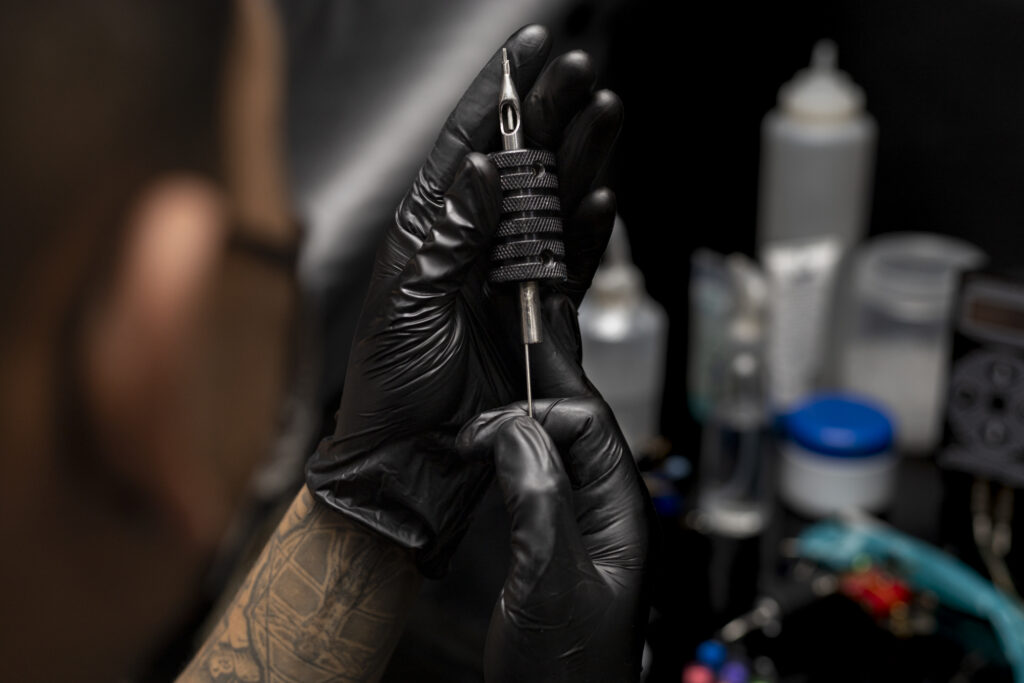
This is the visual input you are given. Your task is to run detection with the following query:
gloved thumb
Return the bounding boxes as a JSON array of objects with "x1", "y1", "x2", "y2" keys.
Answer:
[
  {"x1": 395, "y1": 153, "x2": 500, "y2": 302},
  {"x1": 457, "y1": 407, "x2": 602, "y2": 610},
  {"x1": 533, "y1": 396, "x2": 632, "y2": 488},
  {"x1": 459, "y1": 406, "x2": 614, "y2": 681}
]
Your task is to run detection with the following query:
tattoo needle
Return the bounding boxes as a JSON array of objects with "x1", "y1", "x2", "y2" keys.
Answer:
[
  {"x1": 497, "y1": 48, "x2": 540, "y2": 419},
  {"x1": 490, "y1": 49, "x2": 567, "y2": 419}
]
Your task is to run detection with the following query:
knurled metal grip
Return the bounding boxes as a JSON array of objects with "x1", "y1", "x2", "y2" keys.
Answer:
[{"x1": 487, "y1": 149, "x2": 568, "y2": 285}]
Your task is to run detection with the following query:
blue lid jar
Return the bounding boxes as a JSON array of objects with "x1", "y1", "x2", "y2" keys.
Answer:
[{"x1": 782, "y1": 393, "x2": 894, "y2": 457}]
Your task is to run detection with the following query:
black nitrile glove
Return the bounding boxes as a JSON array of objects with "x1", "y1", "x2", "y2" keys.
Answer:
[
  {"x1": 306, "y1": 24, "x2": 623, "y2": 577},
  {"x1": 458, "y1": 397, "x2": 652, "y2": 683}
]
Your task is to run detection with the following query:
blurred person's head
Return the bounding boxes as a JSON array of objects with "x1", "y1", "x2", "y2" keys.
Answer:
[{"x1": 0, "y1": 0, "x2": 296, "y2": 678}]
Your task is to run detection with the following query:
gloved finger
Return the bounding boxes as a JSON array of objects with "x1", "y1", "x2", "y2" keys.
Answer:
[
  {"x1": 466, "y1": 409, "x2": 613, "y2": 682},
  {"x1": 460, "y1": 398, "x2": 627, "y2": 491},
  {"x1": 521, "y1": 50, "x2": 596, "y2": 151},
  {"x1": 531, "y1": 397, "x2": 634, "y2": 490},
  {"x1": 457, "y1": 404, "x2": 538, "y2": 465},
  {"x1": 558, "y1": 89, "x2": 624, "y2": 215},
  {"x1": 561, "y1": 187, "x2": 616, "y2": 308},
  {"x1": 396, "y1": 153, "x2": 499, "y2": 300},
  {"x1": 530, "y1": 293, "x2": 596, "y2": 399},
  {"x1": 396, "y1": 25, "x2": 551, "y2": 243},
  {"x1": 492, "y1": 273, "x2": 598, "y2": 401},
  {"x1": 457, "y1": 407, "x2": 597, "y2": 608},
  {"x1": 532, "y1": 398, "x2": 650, "y2": 572}
]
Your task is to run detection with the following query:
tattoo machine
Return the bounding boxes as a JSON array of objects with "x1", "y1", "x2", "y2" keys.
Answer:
[{"x1": 488, "y1": 48, "x2": 567, "y2": 417}]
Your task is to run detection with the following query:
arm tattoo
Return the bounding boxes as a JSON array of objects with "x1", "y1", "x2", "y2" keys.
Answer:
[{"x1": 178, "y1": 488, "x2": 421, "y2": 683}]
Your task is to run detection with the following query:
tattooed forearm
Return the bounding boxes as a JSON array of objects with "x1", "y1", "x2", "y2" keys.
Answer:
[{"x1": 178, "y1": 487, "x2": 421, "y2": 683}]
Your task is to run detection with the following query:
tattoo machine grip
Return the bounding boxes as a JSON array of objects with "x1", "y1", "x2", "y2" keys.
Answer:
[{"x1": 486, "y1": 149, "x2": 567, "y2": 285}]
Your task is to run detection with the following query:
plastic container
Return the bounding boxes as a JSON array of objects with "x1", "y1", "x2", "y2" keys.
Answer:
[
  {"x1": 578, "y1": 217, "x2": 668, "y2": 457},
  {"x1": 779, "y1": 394, "x2": 896, "y2": 517},
  {"x1": 688, "y1": 249, "x2": 735, "y2": 422},
  {"x1": 698, "y1": 257, "x2": 773, "y2": 537},
  {"x1": 836, "y1": 233, "x2": 986, "y2": 454},
  {"x1": 763, "y1": 236, "x2": 843, "y2": 410}
]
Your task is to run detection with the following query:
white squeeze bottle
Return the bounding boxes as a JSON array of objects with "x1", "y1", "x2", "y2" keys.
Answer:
[
  {"x1": 578, "y1": 216, "x2": 669, "y2": 457},
  {"x1": 758, "y1": 40, "x2": 877, "y2": 411}
]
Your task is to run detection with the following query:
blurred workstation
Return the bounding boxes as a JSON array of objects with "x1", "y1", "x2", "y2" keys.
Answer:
[
  {"x1": 147, "y1": 1, "x2": 1024, "y2": 681},
  {"x1": 609, "y1": 1, "x2": 1024, "y2": 681}
]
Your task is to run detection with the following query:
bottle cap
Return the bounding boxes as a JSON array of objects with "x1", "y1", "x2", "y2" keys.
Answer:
[
  {"x1": 682, "y1": 664, "x2": 716, "y2": 683},
  {"x1": 779, "y1": 40, "x2": 864, "y2": 121},
  {"x1": 695, "y1": 639, "x2": 728, "y2": 671},
  {"x1": 589, "y1": 216, "x2": 645, "y2": 304},
  {"x1": 719, "y1": 661, "x2": 750, "y2": 683},
  {"x1": 783, "y1": 393, "x2": 894, "y2": 457}
]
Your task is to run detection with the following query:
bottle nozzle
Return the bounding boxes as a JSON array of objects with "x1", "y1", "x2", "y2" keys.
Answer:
[
  {"x1": 778, "y1": 38, "x2": 864, "y2": 120},
  {"x1": 811, "y1": 39, "x2": 838, "y2": 71}
]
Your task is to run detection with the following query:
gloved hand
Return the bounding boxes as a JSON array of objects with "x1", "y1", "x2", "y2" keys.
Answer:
[
  {"x1": 306, "y1": 24, "x2": 623, "y2": 577},
  {"x1": 458, "y1": 397, "x2": 652, "y2": 683}
]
